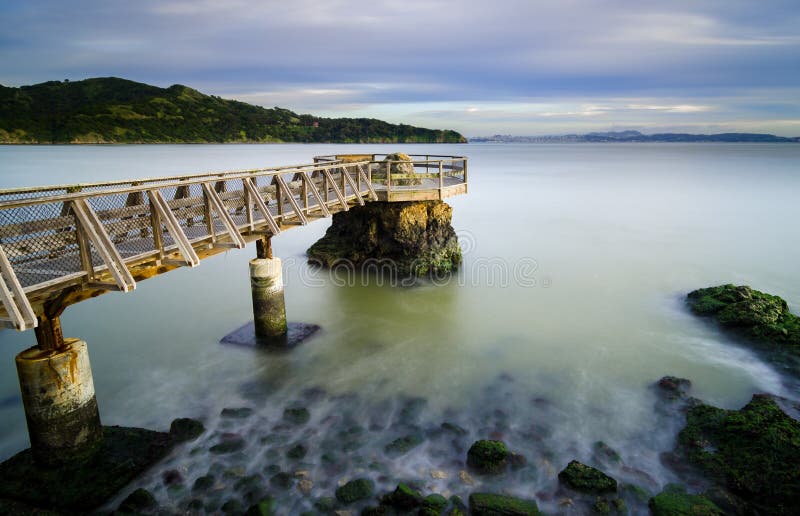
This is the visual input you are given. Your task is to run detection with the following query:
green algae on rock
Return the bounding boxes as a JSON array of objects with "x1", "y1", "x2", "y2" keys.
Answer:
[
  {"x1": 648, "y1": 484, "x2": 723, "y2": 516},
  {"x1": 307, "y1": 200, "x2": 461, "y2": 277},
  {"x1": 558, "y1": 460, "x2": 618, "y2": 494},
  {"x1": 335, "y1": 478, "x2": 375, "y2": 504},
  {"x1": 467, "y1": 440, "x2": 509, "y2": 475},
  {"x1": 675, "y1": 394, "x2": 800, "y2": 514},
  {"x1": 381, "y1": 483, "x2": 424, "y2": 509},
  {"x1": 468, "y1": 492, "x2": 541, "y2": 515},
  {"x1": 687, "y1": 285, "x2": 800, "y2": 346}
]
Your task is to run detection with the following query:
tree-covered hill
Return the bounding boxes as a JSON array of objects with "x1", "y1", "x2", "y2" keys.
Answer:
[{"x1": 0, "y1": 77, "x2": 466, "y2": 144}]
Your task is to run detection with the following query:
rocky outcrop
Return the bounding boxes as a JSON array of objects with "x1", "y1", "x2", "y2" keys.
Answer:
[
  {"x1": 675, "y1": 394, "x2": 800, "y2": 514},
  {"x1": 372, "y1": 152, "x2": 422, "y2": 185},
  {"x1": 307, "y1": 200, "x2": 461, "y2": 277}
]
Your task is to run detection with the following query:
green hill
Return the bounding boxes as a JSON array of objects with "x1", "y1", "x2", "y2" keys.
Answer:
[{"x1": 0, "y1": 77, "x2": 466, "y2": 144}]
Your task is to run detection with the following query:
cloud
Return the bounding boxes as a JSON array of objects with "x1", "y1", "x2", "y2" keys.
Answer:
[{"x1": 0, "y1": 0, "x2": 798, "y2": 134}]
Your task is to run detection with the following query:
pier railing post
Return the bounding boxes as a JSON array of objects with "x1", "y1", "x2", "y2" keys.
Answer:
[
  {"x1": 16, "y1": 308, "x2": 103, "y2": 466},
  {"x1": 250, "y1": 236, "x2": 288, "y2": 345}
]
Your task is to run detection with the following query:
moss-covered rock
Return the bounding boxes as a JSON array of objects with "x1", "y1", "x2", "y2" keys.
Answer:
[
  {"x1": 372, "y1": 153, "x2": 422, "y2": 186},
  {"x1": 468, "y1": 492, "x2": 541, "y2": 515},
  {"x1": 687, "y1": 285, "x2": 800, "y2": 348},
  {"x1": 421, "y1": 493, "x2": 448, "y2": 515},
  {"x1": 380, "y1": 483, "x2": 423, "y2": 508},
  {"x1": 649, "y1": 485, "x2": 723, "y2": 515},
  {"x1": 467, "y1": 440, "x2": 508, "y2": 474},
  {"x1": 384, "y1": 434, "x2": 424, "y2": 456},
  {"x1": 283, "y1": 407, "x2": 310, "y2": 425},
  {"x1": 558, "y1": 460, "x2": 617, "y2": 494},
  {"x1": 307, "y1": 200, "x2": 461, "y2": 277},
  {"x1": 675, "y1": 394, "x2": 800, "y2": 514},
  {"x1": 0, "y1": 425, "x2": 174, "y2": 513},
  {"x1": 335, "y1": 478, "x2": 375, "y2": 504}
]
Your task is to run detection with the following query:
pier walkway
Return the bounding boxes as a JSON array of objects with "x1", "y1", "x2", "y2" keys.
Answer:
[{"x1": 0, "y1": 154, "x2": 467, "y2": 331}]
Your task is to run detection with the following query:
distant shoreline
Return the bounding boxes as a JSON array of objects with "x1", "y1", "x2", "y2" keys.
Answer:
[{"x1": 470, "y1": 131, "x2": 799, "y2": 144}]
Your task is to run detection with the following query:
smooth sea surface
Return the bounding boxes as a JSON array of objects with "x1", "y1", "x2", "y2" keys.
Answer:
[{"x1": 0, "y1": 143, "x2": 798, "y2": 513}]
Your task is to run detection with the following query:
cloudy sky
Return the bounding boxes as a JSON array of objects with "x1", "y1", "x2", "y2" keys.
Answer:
[{"x1": 1, "y1": 0, "x2": 799, "y2": 136}]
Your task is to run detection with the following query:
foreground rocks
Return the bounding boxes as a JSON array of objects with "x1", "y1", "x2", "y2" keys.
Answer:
[
  {"x1": 0, "y1": 419, "x2": 203, "y2": 513},
  {"x1": 307, "y1": 200, "x2": 462, "y2": 277},
  {"x1": 674, "y1": 393, "x2": 800, "y2": 514},
  {"x1": 688, "y1": 284, "x2": 800, "y2": 375}
]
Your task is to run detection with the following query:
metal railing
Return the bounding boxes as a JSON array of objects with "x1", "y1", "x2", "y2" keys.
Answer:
[{"x1": 0, "y1": 154, "x2": 468, "y2": 331}]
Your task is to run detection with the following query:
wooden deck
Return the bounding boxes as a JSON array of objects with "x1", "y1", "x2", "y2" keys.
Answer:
[{"x1": 0, "y1": 154, "x2": 467, "y2": 330}]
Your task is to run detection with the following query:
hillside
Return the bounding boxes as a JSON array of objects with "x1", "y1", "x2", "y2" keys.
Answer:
[
  {"x1": 471, "y1": 131, "x2": 799, "y2": 143},
  {"x1": 0, "y1": 77, "x2": 466, "y2": 144}
]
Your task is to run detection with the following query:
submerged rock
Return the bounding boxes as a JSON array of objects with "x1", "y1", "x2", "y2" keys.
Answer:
[
  {"x1": 655, "y1": 377, "x2": 692, "y2": 401},
  {"x1": 648, "y1": 484, "x2": 722, "y2": 516},
  {"x1": 467, "y1": 440, "x2": 508, "y2": 474},
  {"x1": 307, "y1": 200, "x2": 461, "y2": 277},
  {"x1": 283, "y1": 407, "x2": 311, "y2": 425},
  {"x1": 221, "y1": 407, "x2": 254, "y2": 419},
  {"x1": 384, "y1": 434, "x2": 424, "y2": 456},
  {"x1": 335, "y1": 478, "x2": 374, "y2": 504},
  {"x1": 381, "y1": 483, "x2": 423, "y2": 509},
  {"x1": 558, "y1": 461, "x2": 617, "y2": 494},
  {"x1": 468, "y1": 492, "x2": 541, "y2": 515},
  {"x1": 169, "y1": 418, "x2": 205, "y2": 442},
  {"x1": 675, "y1": 394, "x2": 800, "y2": 513},
  {"x1": 118, "y1": 488, "x2": 157, "y2": 513}
]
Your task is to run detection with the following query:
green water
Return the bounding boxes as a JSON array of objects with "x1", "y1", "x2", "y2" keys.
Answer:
[{"x1": 0, "y1": 143, "x2": 798, "y2": 513}]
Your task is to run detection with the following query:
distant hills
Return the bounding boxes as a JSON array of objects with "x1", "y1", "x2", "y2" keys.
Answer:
[
  {"x1": 0, "y1": 77, "x2": 466, "y2": 144},
  {"x1": 471, "y1": 131, "x2": 800, "y2": 143}
]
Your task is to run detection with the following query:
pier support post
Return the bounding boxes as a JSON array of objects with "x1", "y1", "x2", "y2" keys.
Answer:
[
  {"x1": 250, "y1": 236, "x2": 288, "y2": 344},
  {"x1": 16, "y1": 316, "x2": 103, "y2": 466}
]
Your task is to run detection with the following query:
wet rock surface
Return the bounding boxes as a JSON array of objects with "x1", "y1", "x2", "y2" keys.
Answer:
[
  {"x1": 558, "y1": 460, "x2": 618, "y2": 494},
  {"x1": 307, "y1": 200, "x2": 462, "y2": 277},
  {"x1": 688, "y1": 284, "x2": 800, "y2": 377}
]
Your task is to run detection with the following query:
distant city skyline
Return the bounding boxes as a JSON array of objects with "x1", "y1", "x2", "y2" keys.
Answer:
[{"x1": 1, "y1": 1, "x2": 799, "y2": 136}]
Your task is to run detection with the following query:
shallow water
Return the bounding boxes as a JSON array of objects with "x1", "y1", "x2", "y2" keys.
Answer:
[{"x1": 0, "y1": 143, "x2": 798, "y2": 513}]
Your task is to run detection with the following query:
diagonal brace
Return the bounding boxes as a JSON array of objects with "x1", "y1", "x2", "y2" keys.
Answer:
[
  {"x1": 202, "y1": 182, "x2": 246, "y2": 249},
  {"x1": 147, "y1": 190, "x2": 200, "y2": 267},
  {"x1": 0, "y1": 243, "x2": 37, "y2": 330},
  {"x1": 243, "y1": 177, "x2": 281, "y2": 235}
]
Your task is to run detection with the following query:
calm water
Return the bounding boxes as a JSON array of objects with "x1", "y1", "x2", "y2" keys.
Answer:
[{"x1": 1, "y1": 143, "x2": 798, "y2": 513}]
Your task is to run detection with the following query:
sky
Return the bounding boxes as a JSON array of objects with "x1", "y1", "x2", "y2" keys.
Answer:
[{"x1": 1, "y1": 0, "x2": 799, "y2": 136}]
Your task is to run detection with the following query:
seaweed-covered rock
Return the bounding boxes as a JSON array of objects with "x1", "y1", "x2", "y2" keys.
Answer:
[
  {"x1": 380, "y1": 483, "x2": 423, "y2": 509},
  {"x1": 307, "y1": 200, "x2": 461, "y2": 277},
  {"x1": 421, "y1": 493, "x2": 448, "y2": 515},
  {"x1": 648, "y1": 484, "x2": 722, "y2": 515},
  {"x1": 592, "y1": 441, "x2": 621, "y2": 464},
  {"x1": 118, "y1": 488, "x2": 156, "y2": 512},
  {"x1": 169, "y1": 418, "x2": 205, "y2": 442},
  {"x1": 558, "y1": 461, "x2": 617, "y2": 494},
  {"x1": 385, "y1": 434, "x2": 424, "y2": 456},
  {"x1": 245, "y1": 496, "x2": 276, "y2": 516},
  {"x1": 469, "y1": 492, "x2": 541, "y2": 515},
  {"x1": 221, "y1": 407, "x2": 254, "y2": 419},
  {"x1": 687, "y1": 285, "x2": 800, "y2": 345},
  {"x1": 467, "y1": 440, "x2": 508, "y2": 474},
  {"x1": 675, "y1": 394, "x2": 800, "y2": 513},
  {"x1": 655, "y1": 377, "x2": 693, "y2": 401},
  {"x1": 287, "y1": 443, "x2": 308, "y2": 459},
  {"x1": 335, "y1": 478, "x2": 374, "y2": 504},
  {"x1": 210, "y1": 433, "x2": 246, "y2": 454}
]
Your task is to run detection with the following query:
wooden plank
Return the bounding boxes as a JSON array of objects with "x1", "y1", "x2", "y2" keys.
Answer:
[
  {"x1": 357, "y1": 164, "x2": 378, "y2": 200},
  {"x1": 70, "y1": 199, "x2": 136, "y2": 292},
  {"x1": 201, "y1": 183, "x2": 246, "y2": 249}
]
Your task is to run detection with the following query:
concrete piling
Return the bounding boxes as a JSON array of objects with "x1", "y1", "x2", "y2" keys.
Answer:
[
  {"x1": 15, "y1": 337, "x2": 103, "y2": 466},
  {"x1": 250, "y1": 257, "x2": 288, "y2": 344}
]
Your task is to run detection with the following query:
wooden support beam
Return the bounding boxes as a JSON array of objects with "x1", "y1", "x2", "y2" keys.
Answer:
[
  {"x1": 322, "y1": 168, "x2": 349, "y2": 210},
  {"x1": 70, "y1": 199, "x2": 136, "y2": 292},
  {"x1": 0, "y1": 243, "x2": 37, "y2": 330},
  {"x1": 147, "y1": 190, "x2": 200, "y2": 267},
  {"x1": 358, "y1": 164, "x2": 378, "y2": 200},
  {"x1": 201, "y1": 182, "x2": 246, "y2": 249},
  {"x1": 274, "y1": 174, "x2": 308, "y2": 225},
  {"x1": 341, "y1": 165, "x2": 365, "y2": 206},
  {"x1": 256, "y1": 236, "x2": 273, "y2": 259},
  {"x1": 299, "y1": 172, "x2": 330, "y2": 217},
  {"x1": 243, "y1": 178, "x2": 280, "y2": 235}
]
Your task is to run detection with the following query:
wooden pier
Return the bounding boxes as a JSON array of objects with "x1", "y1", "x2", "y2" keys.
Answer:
[{"x1": 0, "y1": 154, "x2": 467, "y2": 332}]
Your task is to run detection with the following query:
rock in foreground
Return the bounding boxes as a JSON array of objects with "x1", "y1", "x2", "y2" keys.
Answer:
[
  {"x1": 469, "y1": 492, "x2": 541, "y2": 515},
  {"x1": 307, "y1": 200, "x2": 461, "y2": 277},
  {"x1": 675, "y1": 394, "x2": 800, "y2": 514},
  {"x1": 558, "y1": 460, "x2": 618, "y2": 494}
]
